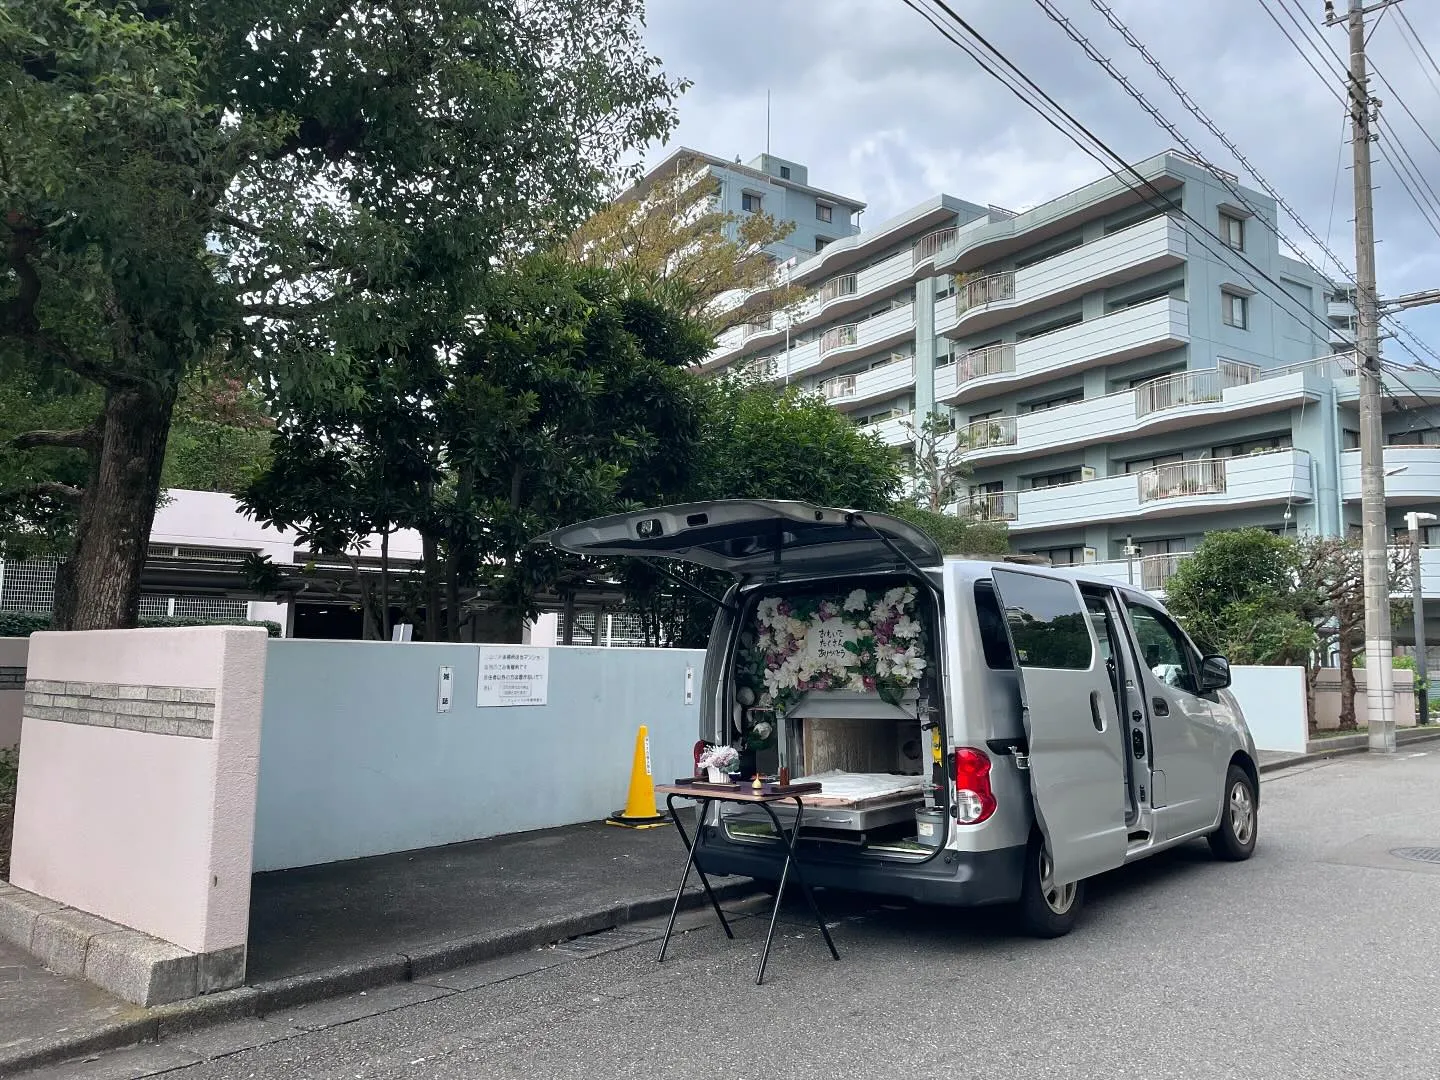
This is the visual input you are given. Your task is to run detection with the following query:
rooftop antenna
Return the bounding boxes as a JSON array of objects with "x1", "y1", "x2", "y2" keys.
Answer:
[{"x1": 765, "y1": 89, "x2": 771, "y2": 156}]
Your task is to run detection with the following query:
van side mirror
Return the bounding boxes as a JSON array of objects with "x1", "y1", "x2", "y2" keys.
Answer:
[{"x1": 1198, "y1": 655, "x2": 1231, "y2": 692}]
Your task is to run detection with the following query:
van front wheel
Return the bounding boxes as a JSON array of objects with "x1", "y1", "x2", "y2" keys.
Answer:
[
  {"x1": 1207, "y1": 765, "x2": 1258, "y2": 861},
  {"x1": 1015, "y1": 835, "x2": 1084, "y2": 938}
]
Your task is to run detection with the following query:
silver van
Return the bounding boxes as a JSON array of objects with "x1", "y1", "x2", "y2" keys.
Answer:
[{"x1": 542, "y1": 499, "x2": 1260, "y2": 936}]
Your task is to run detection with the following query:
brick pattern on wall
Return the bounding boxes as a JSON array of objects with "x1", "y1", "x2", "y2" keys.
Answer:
[
  {"x1": 0, "y1": 665, "x2": 24, "y2": 690},
  {"x1": 24, "y1": 680, "x2": 216, "y2": 739}
]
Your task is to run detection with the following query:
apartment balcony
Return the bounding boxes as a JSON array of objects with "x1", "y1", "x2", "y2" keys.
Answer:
[
  {"x1": 821, "y1": 355, "x2": 916, "y2": 409},
  {"x1": 813, "y1": 302, "x2": 916, "y2": 377},
  {"x1": 1341, "y1": 446, "x2": 1440, "y2": 504},
  {"x1": 912, "y1": 226, "x2": 958, "y2": 273},
  {"x1": 860, "y1": 412, "x2": 916, "y2": 447},
  {"x1": 1010, "y1": 449, "x2": 1314, "y2": 533},
  {"x1": 946, "y1": 214, "x2": 1186, "y2": 339},
  {"x1": 938, "y1": 296, "x2": 1189, "y2": 405},
  {"x1": 1082, "y1": 553, "x2": 1191, "y2": 594},
  {"x1": 956, "y1": 415, "x2": 1018, "y2": 452},
  {"x1": 1328, "y1": 298, "x2": 1357, "y2": 321},
  {"x1": 968, "y1": 491, "x2": 1020, "y2": 523}
]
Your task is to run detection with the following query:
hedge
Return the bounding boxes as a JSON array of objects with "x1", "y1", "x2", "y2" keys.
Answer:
[{"x1": 0, "y1": 613, "x2": 281, "y2": 638}]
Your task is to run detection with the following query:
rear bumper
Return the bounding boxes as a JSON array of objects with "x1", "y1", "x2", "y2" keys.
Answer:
[{"x1": 696, "y1": 828, "x2": 1027, "y2": 907}]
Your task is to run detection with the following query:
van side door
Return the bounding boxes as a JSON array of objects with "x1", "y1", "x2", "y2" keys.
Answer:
[
  {"x1": 990, "y1": 569, "x2": 1128, "y2": 886},
  {"x1": 1119, "y1": 598, "x2": 1224, "y2": 838}
]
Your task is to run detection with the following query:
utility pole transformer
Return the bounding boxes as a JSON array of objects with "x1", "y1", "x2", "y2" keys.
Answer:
[{"x1": 1329, "y1": 0, "x2": 1403, "y2": 751}]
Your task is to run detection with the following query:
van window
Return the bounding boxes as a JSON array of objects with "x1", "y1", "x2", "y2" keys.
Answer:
[
  {"x1": 994, "y1": 573, "x2": 1094, "y2": 670},
  {"x1": 1124, "y1": 600, "x2": 1200, "y2": 694},
  {"x1": 973, "y1": 582, "x2": 1014, "y2": 669}
]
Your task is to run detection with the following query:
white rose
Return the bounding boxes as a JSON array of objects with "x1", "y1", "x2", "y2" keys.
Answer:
[
  {"x1": 843, "y1": 588, "x2": 869, "y2": 612},
  {"x1": 751, "y1": 721, "x2": 773, "y2": 740}
]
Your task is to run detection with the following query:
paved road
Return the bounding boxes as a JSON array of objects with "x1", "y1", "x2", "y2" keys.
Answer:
[{"x1": 29, "y1": 751, "x2": 1440, "y2": 1080}]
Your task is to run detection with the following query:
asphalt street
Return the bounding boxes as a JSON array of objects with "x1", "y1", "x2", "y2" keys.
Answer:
[{"x1": 26, "y1": 750, "x2": 1440, "y2": 1080}]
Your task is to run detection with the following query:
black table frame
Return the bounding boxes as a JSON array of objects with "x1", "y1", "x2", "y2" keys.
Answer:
[{"x1": 655, "y1": 787, "x2": 840, "y2": 984}]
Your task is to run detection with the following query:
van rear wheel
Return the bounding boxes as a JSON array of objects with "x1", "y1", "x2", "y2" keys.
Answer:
[
  {"x1": 1208, "y1": 764, "x2": 1258, "y2": 861},
  {"x1": 1016, "y1": 834, "x2": 1083, "y2": 938}
]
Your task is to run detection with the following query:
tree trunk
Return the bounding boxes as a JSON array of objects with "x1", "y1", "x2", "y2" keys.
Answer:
[
  {"x1": 1305, "y1": 657, "x2": 1320, "y2": 736},
  {"x1": 52, "y1": 384, "x2": 176, "y2": 631},
  {"x1": 1338, "y1": 633, "x2": 1358, "y2": 731}
]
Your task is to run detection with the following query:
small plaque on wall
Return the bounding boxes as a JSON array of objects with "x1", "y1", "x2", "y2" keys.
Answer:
[{"x1": 477, "y1": 647, "x2": 550, "y2": 707}]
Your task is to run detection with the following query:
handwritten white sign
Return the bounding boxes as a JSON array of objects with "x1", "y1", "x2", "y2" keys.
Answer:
[
  {"x1": 805, "y1": 620, "x2": 857, "y2": 665},
  {"x1": 477, "y1": 647, "x2": 550, "y2": 707}
]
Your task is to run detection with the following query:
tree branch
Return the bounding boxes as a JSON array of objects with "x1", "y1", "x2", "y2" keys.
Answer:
[
  {"x1": 214, "y1": 212, "x2": 332, "y2": 257},
  {"x1": 24, "y1": 481, "x2": 83, "y2": 502},
  {"x1": 12, "y1": 428, "x2": 101, "y2": 453}
]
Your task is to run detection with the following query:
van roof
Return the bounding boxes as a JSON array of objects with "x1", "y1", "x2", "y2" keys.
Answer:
[{"x1": 943, "y1": 557, "x2": 1160, "y2": 605}]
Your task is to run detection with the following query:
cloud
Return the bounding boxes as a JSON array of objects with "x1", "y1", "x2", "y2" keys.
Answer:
[{"x1": 641, "y1": 0, "x2": 1440, "y2": 358}]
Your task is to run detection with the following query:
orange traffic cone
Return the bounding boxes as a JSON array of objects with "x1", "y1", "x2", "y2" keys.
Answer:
[{"x1": 606, "y1": 724, "x2": 669, "y2": 829}]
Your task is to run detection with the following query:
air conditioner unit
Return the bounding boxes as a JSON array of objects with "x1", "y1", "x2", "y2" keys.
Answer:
[
  {"x1": 1081, "y1": 466, "x2": 1096, "y2": 481},
  {"x1": 1083, "y1": 547, "x2": 1098, "y2": 563}
]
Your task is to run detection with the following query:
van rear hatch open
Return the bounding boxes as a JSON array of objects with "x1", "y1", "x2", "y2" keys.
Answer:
[{"x1": 536, "y1": 500, "x2": 941, "y2": 579}]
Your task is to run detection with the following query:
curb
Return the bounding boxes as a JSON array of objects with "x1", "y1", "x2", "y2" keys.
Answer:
[
  {"x1": 0, "y1": 880, "x2": 758, "y2": 1077},
  {"x1": 1258, "y1": 727, "x2": 1440, "y2": 775}
]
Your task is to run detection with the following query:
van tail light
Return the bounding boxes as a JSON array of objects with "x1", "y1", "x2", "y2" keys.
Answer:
[{"x1": 953, "y1": 747, "x2": 997, "y2": 825}]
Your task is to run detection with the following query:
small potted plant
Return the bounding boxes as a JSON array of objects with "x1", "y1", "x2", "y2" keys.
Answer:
[{"x1": 698, "y1": 744, "x2": 740, "y2": 783}]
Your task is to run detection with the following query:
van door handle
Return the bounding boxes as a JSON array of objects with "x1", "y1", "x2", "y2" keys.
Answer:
[
  {"x1": 1152, "y1": 697, "x2": 1170, "y2": 716},
  {"x1": 1090, "y1": 691, "x2": 1105, "y2": 732}
]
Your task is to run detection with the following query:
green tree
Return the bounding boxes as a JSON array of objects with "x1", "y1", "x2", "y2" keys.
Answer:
[
  {"x1": 1, "y1": 0, "x2": 685, "y2": 630},
  {"x1": 620, "y1": 376, "x2": 905, "y2": 646},
  {"x1": 887, "y1": 504, "x2": 1009, "y2": 557},
  {"x1": 901, "y1": 410, "x2": 972, "y2": 514},
  {"x1": 564, "y1": 150, "x2": 803, "y2": 337}
]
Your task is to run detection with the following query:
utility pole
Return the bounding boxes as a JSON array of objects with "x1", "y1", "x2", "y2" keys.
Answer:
[{"x1": 1328, "y1": 0, "x2": 1402, "y2": 752}]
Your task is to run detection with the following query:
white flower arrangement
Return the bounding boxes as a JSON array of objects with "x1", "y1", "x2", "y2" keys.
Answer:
[{"x1": 698, "y1": 744, "x2": 740, "y2": 772}]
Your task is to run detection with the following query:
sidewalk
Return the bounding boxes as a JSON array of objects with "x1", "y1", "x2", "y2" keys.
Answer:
[{"x1": 1, "y1": 819, "x2": 751, "y2": 1075}]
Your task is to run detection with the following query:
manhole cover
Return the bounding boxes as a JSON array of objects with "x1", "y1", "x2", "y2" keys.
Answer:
[{"x1": 1390, "y1": 846, "x2": 1440, "y2": 864}]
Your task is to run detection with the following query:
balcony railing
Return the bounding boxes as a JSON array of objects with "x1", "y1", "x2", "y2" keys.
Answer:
[
  {"x1": 740, "y1": 315, "x2": 774, "y2": 341},
  {"x1": 969, "y1": 491, "x2": 1019, "y2": 522},
  {"x1": 955, "y1": 271, "x2": 1016, "y2": 316},
  {"x1": 819, "y1": 274, "x2": 858, "y2": 305},
  {"x1": 1134, "y1": 360, "x2": 1258, "y2": 418},
  {"x1": 955, "y1": 342, "x2": 1016, "y2": 386},
  {"x1": 819, "y1": 324, "x2": 858, "y2": 356},
  {"x1": 1139, "y1": 552, "x2": 1189, "y2": 591},
  {"x1": 1136, "y1": 459, "x2": 1227, "y2": 503},
  {"x1": 913, "y1": 227, "x2": 957, "y2": 268},
  {"x1": 822, "y1": 374, "x2": 857, "y2": 400},
  {"x1": 1269, "y1": 350, "x2": 1360, "y2": 381},
  {"x1": 958, "y1": 415, "x2": 1018, "y2": 451}
]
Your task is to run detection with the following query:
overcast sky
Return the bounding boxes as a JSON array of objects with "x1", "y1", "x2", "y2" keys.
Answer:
[{"x1": 641, "y1": 0, "x2": 1440, "y2": 363}]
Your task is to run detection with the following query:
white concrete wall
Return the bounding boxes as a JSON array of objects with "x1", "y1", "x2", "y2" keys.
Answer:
[
  {"x1": 253, "y1": 641, "x2": 705, "y2": 871},
  {"x1": 1229, "y1": 665, "x2": 1308, "y2": 754},
  {"x1": 9, "y1": 627, "x2": 268, "y2": 955}
]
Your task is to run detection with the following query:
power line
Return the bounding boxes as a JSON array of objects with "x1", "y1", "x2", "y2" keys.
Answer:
[
  {"x1": 906, "y1": 0, "x2": 1353, "y2": 354},
  {"x1": 1396, "y1": 7, "x2": 1440, "y2": 104},
  {"x1": 1082, "y1": 0, "x2": 1357, "y2": 280}
]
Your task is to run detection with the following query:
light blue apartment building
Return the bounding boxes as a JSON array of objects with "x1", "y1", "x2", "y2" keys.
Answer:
[{"x1": 681, "y1": 148, "x2": 1440, "y2": 637}]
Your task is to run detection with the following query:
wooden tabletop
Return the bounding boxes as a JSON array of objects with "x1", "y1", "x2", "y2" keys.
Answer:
[{"x1": 656, "y1": 781, "x2": 822, "y2": 803}]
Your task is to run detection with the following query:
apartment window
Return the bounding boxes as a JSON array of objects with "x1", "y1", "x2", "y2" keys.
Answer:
[
  {"x1": 1387, "y1": 429, "x2": 1440, "y2": 446},
  {"x1": 1396, "y1": 524, "x2": 1440, "y2": 545},
  {"x1": 1222, "y1": 290, "x2": 1249, "y2": 329},
  {"x1": 780, "y1": 165, "x2": 791, "y2": 180},
  {"x1": 968, "y1": 409, "x2": 1003, "y2": 425},
  {"x1": 934, "y1": 275, "x2": 956, "y2": 301},
  {"x1": 1212, "y1": 434, "x2": 1291, "y2": 458},
  {"x1": 1106, "y1": 282, "x2": 1181, "y2": 312},
  {"x1": 1031, "y1": 546, "x2": 1086, "y2": 566},
  {"x1": 815, "y1": 235, "x2": 832, "y2": 252},
  {"x1": 934, "y1": 336, "x2": 954, "y2": 366},
  {"x1": 1013, "y1": 235, "x2": 1083, "y2": 270},
  {"x1": 1029, "y1": 469, "x2": 1082, "y2": 489},
  {"x1": 1221, "y1": 212, "x2": 1245, "y2": 251},
  {"x1": 816, "y1": 202, "x2": 833, "y2": 223},
  {"x1": 1124, "y1": 452, "x2": 1183, "y2": 474},
  {"x1": 1344, "y1": 429, "x2": 1361, "y2": 450},
  {"x1": 1025, "y1": 390, "x2": 1084, "y2": 413},
  {"x1": 1128, "y1": 369, "x2": 1182, "y2": 390},
  {"x1": 742, "y1": 192, "x2": 762, "y2": 213},
  {"x1": 1138, "y1": 537, "x2": 1186, "y2": 557},
  {"x1": 1016, "y1": 311, "x2": 1084, "y2": 340}
]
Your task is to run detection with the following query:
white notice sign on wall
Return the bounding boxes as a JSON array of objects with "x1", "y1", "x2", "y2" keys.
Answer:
[
  {"x1": 477, "y1": 647, "x2": 550, "y2": 707},
  {"x1": 437, "y1": 665, "x2": 454, "y2": 713}
]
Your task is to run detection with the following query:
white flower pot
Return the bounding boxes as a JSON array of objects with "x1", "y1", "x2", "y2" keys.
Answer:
[{"x1": 707, "y1": 767, "x2": 731, "y2": 784}]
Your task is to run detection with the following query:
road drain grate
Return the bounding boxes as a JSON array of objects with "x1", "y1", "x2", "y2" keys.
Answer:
[{"x1": 1390, "y1": 846, "x2": 1440, "y2": 864}]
